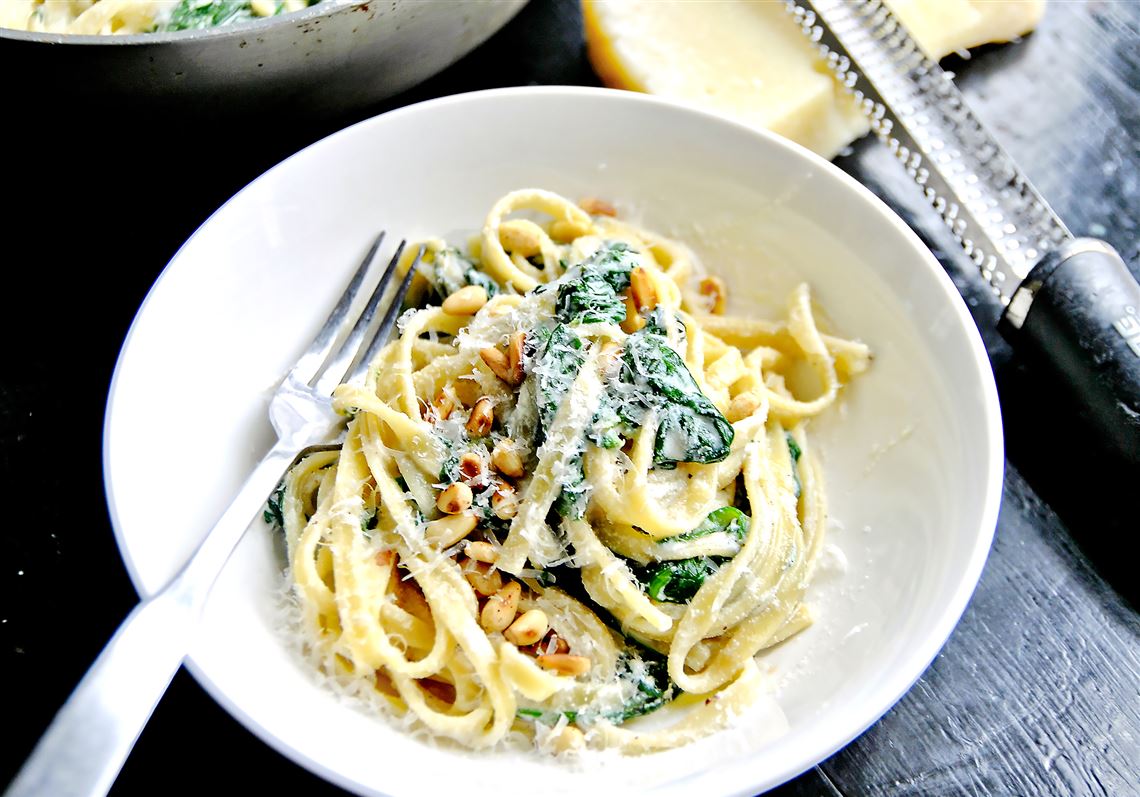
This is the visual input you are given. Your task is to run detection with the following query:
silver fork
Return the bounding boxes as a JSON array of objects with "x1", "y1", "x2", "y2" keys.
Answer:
[{"x1": 6, "y1": 235, "x2": 422, "y2": 797}]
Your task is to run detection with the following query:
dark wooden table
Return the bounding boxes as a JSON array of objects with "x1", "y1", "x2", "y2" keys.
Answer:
[{"x1": 3, "y1": 1, "x2": 1137, "y2": 794}]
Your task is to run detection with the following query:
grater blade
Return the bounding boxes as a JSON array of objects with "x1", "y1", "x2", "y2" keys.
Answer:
[{"x1": 785, "y1": 0, "x2": 1071, "y2": 304}]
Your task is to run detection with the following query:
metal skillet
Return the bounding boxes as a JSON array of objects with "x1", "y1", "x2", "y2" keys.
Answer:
[{"x1": 0, "y1": 0, "x2": 527, "y2": 118}]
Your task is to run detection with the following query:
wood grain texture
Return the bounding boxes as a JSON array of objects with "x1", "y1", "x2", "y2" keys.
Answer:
[{"x1": 2, "y1": 1, "x2": 1137, "y2": 795}]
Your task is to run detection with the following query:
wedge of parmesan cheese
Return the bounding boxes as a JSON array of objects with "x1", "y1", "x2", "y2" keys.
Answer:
[{"x1": 583, "y1": 0, "x2": 1045, "y2": 159}]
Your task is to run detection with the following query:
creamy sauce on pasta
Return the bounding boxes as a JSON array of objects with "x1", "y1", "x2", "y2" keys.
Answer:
[{"x1": 272, "y1": 189, "x2": 871, "y2": 753}]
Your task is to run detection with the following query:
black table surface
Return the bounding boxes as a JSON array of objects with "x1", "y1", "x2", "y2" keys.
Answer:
[{"x1": 3, "y1": 1, "x2": 1138, "y2": 795}]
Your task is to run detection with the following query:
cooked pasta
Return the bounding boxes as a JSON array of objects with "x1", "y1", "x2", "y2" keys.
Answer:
[
  {"x1": 0, "y1": 0, "x2": 317, "y2": 35},
  {"x1": 270, "y1": 189, "x2": 871, "y2": 753}
]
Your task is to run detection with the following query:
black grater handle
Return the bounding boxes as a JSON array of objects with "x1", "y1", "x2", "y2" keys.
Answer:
[{"x1": 999, "y1": 239, "x2": 1140, "y2": 469}]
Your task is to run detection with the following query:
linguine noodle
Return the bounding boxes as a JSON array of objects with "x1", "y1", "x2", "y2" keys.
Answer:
[{"x1": 274, "y1": 189, "x2": 870, "y2": 753}]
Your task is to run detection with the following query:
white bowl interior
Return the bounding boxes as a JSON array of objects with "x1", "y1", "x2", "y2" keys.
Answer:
[{"x1": 104, "y1": 88, "x2": 1001, "y2": 796}]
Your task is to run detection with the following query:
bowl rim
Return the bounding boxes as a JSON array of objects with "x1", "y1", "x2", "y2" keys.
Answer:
[
  {"x1": 0, "y1": 0, "x2": 364, "y2": 45},
  {"x1": 102, "y1": 84, "x2": 1004, "y2": 795}
]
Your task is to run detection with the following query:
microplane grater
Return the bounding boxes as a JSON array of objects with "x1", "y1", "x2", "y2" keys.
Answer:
[
  {"x1": 785, "y1": 0, "x2": 1140, "y2": 468},
  {"x1": 784, "y1": 0, "x2": 1071, "y2": 302}
]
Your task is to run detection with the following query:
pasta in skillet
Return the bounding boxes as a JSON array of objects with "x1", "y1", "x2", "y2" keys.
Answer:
[
  {"x1": 0, "y1": 0, "x2": 318, "y2": 34},
  {"x1": 269, "y1": 189, "x2": 870, "y2": 753}
]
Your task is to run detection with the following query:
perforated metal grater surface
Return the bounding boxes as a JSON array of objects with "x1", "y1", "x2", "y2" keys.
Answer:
[{"x1": 785, "y1": 0, "x2": 1072, "y2": 302}]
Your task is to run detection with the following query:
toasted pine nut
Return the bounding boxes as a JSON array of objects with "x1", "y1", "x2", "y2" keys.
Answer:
[
  {"x1": 466, "y1": 397, "x2": 494, "y2": 436},
  {"x1": 629, "y1": 267, "x2": 657, "y2": 312},
  {"x1": 480, "y1": 346, "x2": 510, "y2": 378},
  {"x1": 436, "y1": 482, "x2": 472, "y2": 514},
  {"x1": 699, "y1": 276, "x2": 727, "y2": 315},
  {"x1": 727, "y1": 392, "x2": 762, "y2": 423},
  {"x1": 442, "y1": 285, "x2": 488, "y2": 316},
  {"x1": 431, "y1": 390, "x2": 455, "y2": 421},
  {"x1": 459, "y1": 452, "x2": 483, "y2": 481},
  {"x1": 498, "y1": 219, "x2": 543, "y2": 258},
  {"x1": 491, "y1": 440, "x2": 524, "y2": 479},
  {"x1": 536, "y1": 653, "x2": 592, "y2": 676},
  {"x1": 480, "y1": 581, "x2": 521, "y2": 632},
  {"x1": 619, "y1": 294, "x2": 645, "y2": 334},
  {"x1": 392, "y1": 571, "x2": 432, "y2": 623},
  {"x1": 579, "y1": 196, "x2": 617, "y2": 217},
  {"x1": 464, "y1": 560, "x2": 503, "y2": 596},
  {"x1": 480, "y1": 346, "x2": 522, "y2": 385},
  {"x1": 491, "y1": 485, "x2": 519, "y2": 519},
  {"x1": 549, "y1": 725, "x2": 585, "y2": 754},
  {"x1": 425, "y1": 512, "x2": 477, "y2": 548},
  {"x1": 545, "y1": 633, "x2": 570, "y2": 655},
  {"x1": 464, "y1": 540, "x2": 498, "y2": 564},
  {"x1": 507, "y1": 331, "x2": 526, "y2": 383},
  {"x1": 549, "y1": 219, "x2": 591, "y2": 243},
  {"x1": 524, "y1": 631, "x2": 570, "y2": 657},
  {"x1": 505, "y1": 609, "x2": 548, "y2": 646},
  {"x1": 418, "y1": 678, "x2": 457, "y2": 705}
]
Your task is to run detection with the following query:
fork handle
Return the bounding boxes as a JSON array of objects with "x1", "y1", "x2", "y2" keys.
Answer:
[
  {"x1": 6, "y1": 440, "x2": 299, "y2": 797},
  {"x1": 4, "y1": 593, "x2": 193, "y2": 797}
]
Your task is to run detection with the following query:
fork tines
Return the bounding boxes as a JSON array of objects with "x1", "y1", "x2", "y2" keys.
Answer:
[{"x1": 287, "y1": 233, "x2": 423, "y2": 394}]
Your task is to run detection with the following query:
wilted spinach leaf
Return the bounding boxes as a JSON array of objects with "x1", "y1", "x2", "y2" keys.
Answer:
[
  {"x1": 786, "y1": 432, "x2": 802, "y2": 499},
  {"x1": 618, "y1": 331, "x2": 734, "y2": 468},
  {"x1": 672, "y1": 506, "x2": 750, "y2": 543},
  {"x1": 638, "y1": 507, "x2": 751, "y2": 603},
  {"x1": 531, "y1": 324, "x2": 586, "y2": 442},
  {"x1": 554, "y1": 242, "x2": 637, "y2": 325}
]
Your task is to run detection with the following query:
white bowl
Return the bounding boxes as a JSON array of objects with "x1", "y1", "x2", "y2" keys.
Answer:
[{"x1": 103, "y1": 86, "x2": 1002, "y2": 796}]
